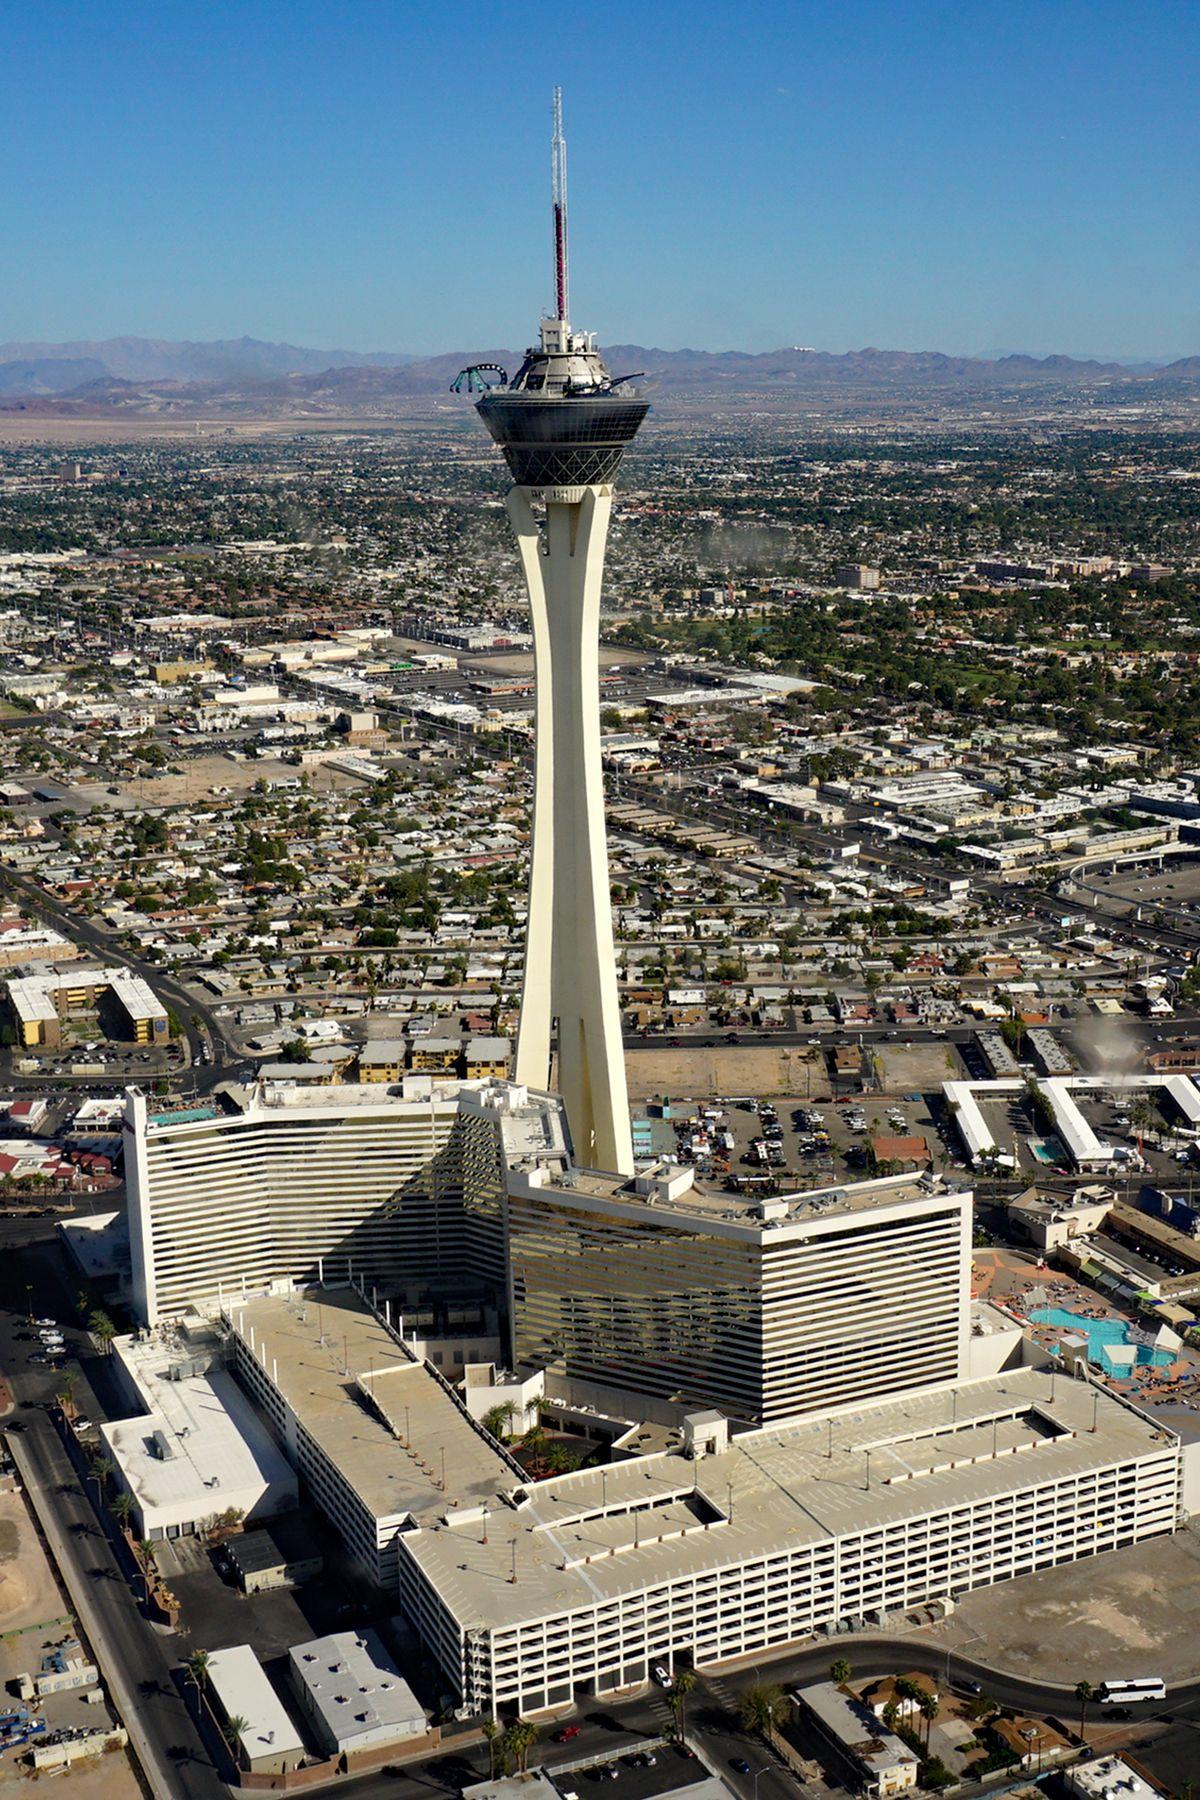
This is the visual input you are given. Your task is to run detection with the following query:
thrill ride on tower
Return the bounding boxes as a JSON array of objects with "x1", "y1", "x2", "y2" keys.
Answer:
[{"x1": 456, "y1": 89, "x2": 648, "y2": 1176}]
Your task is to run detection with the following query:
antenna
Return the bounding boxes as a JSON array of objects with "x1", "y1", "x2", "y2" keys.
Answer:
[{"x1": 552, "y1": 86, "x2": 569, "y2": 326}]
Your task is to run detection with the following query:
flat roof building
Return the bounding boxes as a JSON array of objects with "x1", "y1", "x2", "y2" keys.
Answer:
[
  {"x1": 794, "y1": 1680, "x2": 918, "y2": 1796},
  {"x1": 100, "y1": 1326, "x2": 297, "y2": 1541},
  {"x1": 206, "y1": 1644, "x2": 306, "y2": 1775},
  {"x1": 396, "y1": 1362, "x2": 1180, "y2": 1718},
  {"x1": 217, "y1": 1281, "x2": 1181, "y2": 1720},
  {"x1": 288, "y1": 1629, "x2": 426, "y2": 1756},
  {"x1": 224, "y1": 1286, "x2": 517, "y2": 1588}
]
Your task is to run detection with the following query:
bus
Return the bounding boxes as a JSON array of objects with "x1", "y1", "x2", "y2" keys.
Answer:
[{"x1": 1097, "y1": 1678, "x2": 1167, "y2": 1706}]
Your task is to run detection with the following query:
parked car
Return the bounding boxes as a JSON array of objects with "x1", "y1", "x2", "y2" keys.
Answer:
[{"x1": 555, "y1": 1726, "x2": 582, "y2": 1742}]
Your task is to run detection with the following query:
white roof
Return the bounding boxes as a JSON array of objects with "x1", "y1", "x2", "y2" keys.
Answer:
[
  {"x1": 1067, "y1": 1753, "x2": 1161, "y2": 1800},
  {"x1": 289, "y1": 1629, "x2": 424, "y2": 1747},
  {"x1": 206, "y1": 1645, "x2": 304, "y2": 1762},
  {"x1": 101, "y1": 1332, "x2": 296, "y2": 1528}
]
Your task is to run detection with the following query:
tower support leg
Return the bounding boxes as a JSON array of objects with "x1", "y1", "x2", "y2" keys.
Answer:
[{"x1": 508, "y1": 484, "x2": 633, "y2": 1176}]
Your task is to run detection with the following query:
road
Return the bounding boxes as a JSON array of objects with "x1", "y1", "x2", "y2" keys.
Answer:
[
  {"x1": 8, "y1": 1413, "x2": 223, "y2": 1800},
  {"x1": 0, "y1": 863, "x2": 236, "y2": 1073}
]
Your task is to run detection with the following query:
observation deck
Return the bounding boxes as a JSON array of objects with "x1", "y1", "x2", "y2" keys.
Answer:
[{"x1": 477, "y1": 319, "x2": 648, "y2": 495}]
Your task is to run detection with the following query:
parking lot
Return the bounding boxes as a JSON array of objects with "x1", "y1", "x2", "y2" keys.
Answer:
[{"x1": 633, "y1": 1086, "x2": 955, "y2": 1194}]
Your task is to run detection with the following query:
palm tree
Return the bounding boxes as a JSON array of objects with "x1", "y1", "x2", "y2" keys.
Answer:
[
  {"x1": 738, "y1": 1681, "x2": 785, "y2": 1737},
  {"x1": 670, "y1": 1669, "x2": 697, "y2": 1741},
  {"x1": 882, "y1": 1700, "x2": 900, "y2": 1733},
  {"x1": 88, "y1": 1309, "x2": 117, "y2": 1354},
  {"x1": 515, "y1": 1721, "x2": 537, "y2": 1772},
  {"x1": 88, "y1": 1454, "x2": 114, "y2": 1503},
  {"x1": 482, "y1": 1718, "x2": 501, "y2": 1779},
  {"x1": 111, "y1": 1491, "x2": 134, "y2": 1531},
  {"x1": 184, "y1": 1650, "x2": 210, "y2": 1696},
  {"x1": 1074, "y1": 1679, "x2": 1094, "y2": 1744},
  {"x1": 917, "y1": 1690, "x2": 938, "y2": 1752},
  {"x1": 55, "y1": 1372, "x2": 76, "y2": 1418},
  {"x1": 829, "y1": 1658, "x2": 852, "y2": 1687},
  {"x1": 222, "y1": 1715, "x2": 248, "y2": 1766},
  {"x1": 500, "y1": 1721, "x2": 536, "y2": 1775}
]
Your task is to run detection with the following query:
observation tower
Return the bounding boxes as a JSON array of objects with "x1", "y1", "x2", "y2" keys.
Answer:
[{"x1": 463, "y1": 89, "x2": 648, "y2": 1174}]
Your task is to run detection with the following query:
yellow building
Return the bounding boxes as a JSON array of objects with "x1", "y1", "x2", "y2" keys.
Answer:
[
  {"x1": 357, "y1": 1041, "x2": 406, "y2": 1084},
  {"x1": 464, "y1": 1036, "x2": 510, "y2": 1081}
]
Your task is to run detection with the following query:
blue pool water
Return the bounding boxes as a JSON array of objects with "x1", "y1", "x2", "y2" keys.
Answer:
[{"x1": 1029, "y1": 1306, "x2": 1175, "y2": 1377}]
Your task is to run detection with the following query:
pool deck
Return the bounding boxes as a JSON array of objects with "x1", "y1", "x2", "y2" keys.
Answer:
[{"x1": 973, "y1": 1245, "x2": 1200, "y2": 1412}]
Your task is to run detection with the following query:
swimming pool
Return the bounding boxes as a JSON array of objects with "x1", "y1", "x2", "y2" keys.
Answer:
[{"x1": 1028, "y1": 1306, "x2": 1174, "y2": 1377}]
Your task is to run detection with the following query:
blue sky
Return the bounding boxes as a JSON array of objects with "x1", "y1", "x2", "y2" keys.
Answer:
[{"x1": 4, "y1": 0, "x2": 1199, "y2": 357}]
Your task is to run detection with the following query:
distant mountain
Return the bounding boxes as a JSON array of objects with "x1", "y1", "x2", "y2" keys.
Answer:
[
  {"x1": 0, "y1": 334, "x2": 415, "y2": 384},
  {"x1": 3, "y1": 337, "x2": 1200, "y2": 417},
  {"x1": 0, "y1": 357, "x2": 109, "y2": 395}
]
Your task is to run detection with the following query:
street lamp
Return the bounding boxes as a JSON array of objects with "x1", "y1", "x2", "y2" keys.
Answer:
[{"x1": 752, "y1": 1766, "x2": 771, "y2": 1800}]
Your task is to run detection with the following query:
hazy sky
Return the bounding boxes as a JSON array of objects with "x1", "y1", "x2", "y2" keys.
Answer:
[{"x1": 5, "y1": 0, "x2": 1199, "y2": 358}]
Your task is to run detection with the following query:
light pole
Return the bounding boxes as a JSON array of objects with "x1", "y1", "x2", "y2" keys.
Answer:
[{"x1": 752, "y1": 1766, "x2": 771, "y2": 1800}]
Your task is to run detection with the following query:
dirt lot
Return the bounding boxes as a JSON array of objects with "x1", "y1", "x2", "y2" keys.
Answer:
[
  {"x1": 625, "y1": 1046, "x2": 825, "y2": 1101},
  {"x1": 876, "y1": 1040, "x2": 966, "y2": 1090},
  {"x1": 0, "y1": 1487, "x2": 140, "y2": 1796},
  {"x1": 928, "y1": 1521, "x2": 1200, "y2": 1685},
  {"x1": 0, "y1": 1488, "x2": 67, "y2": 1636}
]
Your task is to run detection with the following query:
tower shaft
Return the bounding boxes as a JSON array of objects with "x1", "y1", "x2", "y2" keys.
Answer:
[{"x1": 510, "y1": 486, "x2": 633, "y2": 1175}]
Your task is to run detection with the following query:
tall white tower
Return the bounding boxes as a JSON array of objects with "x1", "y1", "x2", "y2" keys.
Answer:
[{"x1": 470, "y1": 90, "x2": 647, "y2": 1175}]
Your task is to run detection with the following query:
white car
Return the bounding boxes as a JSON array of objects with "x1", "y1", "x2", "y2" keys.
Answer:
[{"x1": 651, "y1": 1663, "x2": 672, "y2": 1687}]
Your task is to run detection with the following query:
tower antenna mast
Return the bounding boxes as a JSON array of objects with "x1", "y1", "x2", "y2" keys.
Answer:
[{"x1": 552, "y1": 86, "x2": 569, "y2": 327}]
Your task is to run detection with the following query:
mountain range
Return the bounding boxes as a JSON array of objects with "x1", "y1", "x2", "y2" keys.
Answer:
[{"x1": 2, "y1": 334, "x2": 1200, "y2": 415}]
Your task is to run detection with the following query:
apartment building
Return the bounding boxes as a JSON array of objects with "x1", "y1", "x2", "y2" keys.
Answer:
[{"x1": 6, "y1": 964, "x2": 168, "y2": 1048}]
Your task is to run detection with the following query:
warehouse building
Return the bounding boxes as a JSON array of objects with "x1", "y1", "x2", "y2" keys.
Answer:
[
  {"x1": 288, "y1": 1630, "x2": 428, "y2": 1757},
  {"x1": 206, "y1": 1644, "x2": 305, "y2": 1775}
]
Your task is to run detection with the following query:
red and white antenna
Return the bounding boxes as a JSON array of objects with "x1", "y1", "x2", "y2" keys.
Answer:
[{"x1": 552, "y1": 86, "x2": 570, "y2": 326}]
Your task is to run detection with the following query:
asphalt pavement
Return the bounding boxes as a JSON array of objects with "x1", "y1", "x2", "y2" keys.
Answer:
[{"x1": 8, "y1": 1414, "x2": 223, "y2": 1800}]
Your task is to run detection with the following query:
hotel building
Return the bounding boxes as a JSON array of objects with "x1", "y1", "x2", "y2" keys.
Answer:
[{"x1": 126, "y1": 1077, "x2": 491, "y2": 1324}]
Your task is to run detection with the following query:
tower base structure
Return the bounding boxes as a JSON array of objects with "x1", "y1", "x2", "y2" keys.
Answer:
[{"x1": 508, "y1": 483, "x2": 633, "y2": 1176}]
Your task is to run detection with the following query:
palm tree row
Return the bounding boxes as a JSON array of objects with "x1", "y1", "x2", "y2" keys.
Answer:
[{"x1": 480, "y1": 1718, "x2": 538, "y2": 1776}]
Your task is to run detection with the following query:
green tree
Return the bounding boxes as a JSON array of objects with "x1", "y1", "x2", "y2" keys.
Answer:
[
  {"x1": 482, "y1": 1718, "x2": 501, "y2": 1779},
  {"x1": 222, "y1": 1715, "x2": 248, "y2": 1764},
  {"x1": 88, "y1": 1309, "x2": 117, "y2": 1354},
  {"x1": 482, "y1": 1402, "x2": 515, "y2": 1443},
  {"x1": 738, "y1": 1680, "x2": 785, "y2": 1737},
  {"x1": 184, "y1": 1649, "x2": 211, "y2": 1695},
  {"x1": 111, "y1": 1491, "x2": 134, "y2": 1531},
  {"x1": 917, "y1": 1689, "x2": 938, "y2": 1751},
  {"x1": 1074, "y1": 1678, "x2": 1094, "y2": 1743},
  {"x1": 829, "y1": 1658, "x2": 852, "y2": 1686},
  {"x1": 88, "y1": 1454, "x2": 115, "y2": 1502},
  {"x1": 669, "y1": 1668, "x2": 697, "y2": 1741}
]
